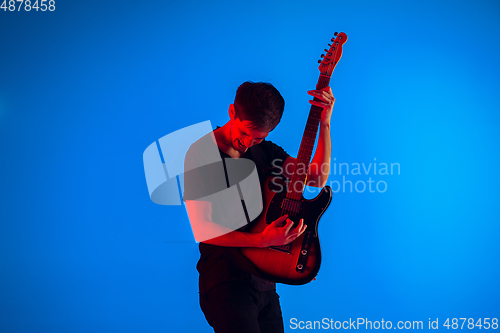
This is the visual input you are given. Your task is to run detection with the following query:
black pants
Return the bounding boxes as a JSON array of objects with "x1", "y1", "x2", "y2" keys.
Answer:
[{"x1": 200, "y1": 281, "x2": 285, "y2": 333}]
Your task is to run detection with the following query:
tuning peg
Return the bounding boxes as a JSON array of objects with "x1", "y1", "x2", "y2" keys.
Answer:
[
  {"x1": 328, "y1": 43, "x2": 331, "y2": 47},
  {"x1": 320, "y1": 54, "x2": 325, "y2": 58},
  {"x1": 324, "y1": 49, "x2": 329, "y2": 52},
  {"x1": 318, "y1": 60, "x2": 322, "y2": 63},
  {"x1": 334, "y1": 32, "x2": 338, "y2": 36},
  {"x1": 331, "y1": 37, "x2": 335, "y2": 42}
]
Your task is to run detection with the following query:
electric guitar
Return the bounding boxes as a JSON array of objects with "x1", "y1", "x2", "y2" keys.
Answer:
[{"x1": 238, "y1": 32, "x2": 348, "y2": 285}]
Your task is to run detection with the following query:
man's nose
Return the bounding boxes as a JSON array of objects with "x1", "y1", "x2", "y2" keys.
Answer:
[{"x1": 244, "y1": 137, "x2": 256, "y2": 147}]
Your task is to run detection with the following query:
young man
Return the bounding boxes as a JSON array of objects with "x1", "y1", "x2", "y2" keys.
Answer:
[{"x1": 184, "y1": 81, "x2": 334, "y2": 333}]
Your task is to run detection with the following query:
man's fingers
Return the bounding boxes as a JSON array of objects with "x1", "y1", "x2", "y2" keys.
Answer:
[
  {"x1": 297, "y1": 219, "x2": 307, "y2": 236},
  {"x1": 288, "y1": 219, "x2": 307, "y2": 241},
  {"x1": 274, "y1": 214, "x2": 288, "y2": 225},
  {"x1": 308, "y1": 89, "x2": 334, "y2": 101},
  {"x1": 284, "y1": 218, "x2": 294, "y2": 234},
  {"x1": 309, "y1": 100, "x2": 330, "y2": 107}
]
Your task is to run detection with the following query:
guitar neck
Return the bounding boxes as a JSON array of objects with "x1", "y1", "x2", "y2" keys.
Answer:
[{"x1": 287, "y1": 76, "x2": 331, "y2": 200}]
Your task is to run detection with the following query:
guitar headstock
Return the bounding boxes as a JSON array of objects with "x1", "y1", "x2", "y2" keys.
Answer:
[{"x1": 318, "y1": 32, "x2": 347, "y2": 76}]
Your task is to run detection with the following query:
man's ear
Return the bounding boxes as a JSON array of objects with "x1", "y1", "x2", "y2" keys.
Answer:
[{"x1": 228, "y1": 104, "x2": 235, "y2": 119}]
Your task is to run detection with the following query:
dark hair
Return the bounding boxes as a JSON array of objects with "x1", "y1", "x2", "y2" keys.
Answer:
[{"x1": 233, "y1": 81, "x2": 285, "y2": 131}]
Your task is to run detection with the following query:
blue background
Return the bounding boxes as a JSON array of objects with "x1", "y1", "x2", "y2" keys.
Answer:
[{"x1": 1, "y1": 0, "x2": 499, "y2": 332}]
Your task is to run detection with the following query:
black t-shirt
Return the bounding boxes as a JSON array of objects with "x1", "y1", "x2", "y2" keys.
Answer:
[{"x1": 183, "y1": 130, "x2": 290, "y2": 294}]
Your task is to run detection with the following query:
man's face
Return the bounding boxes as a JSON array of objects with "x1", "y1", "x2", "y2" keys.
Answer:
[{"x1": 230, "y1": 118, "x2": 270, "y2": 153}]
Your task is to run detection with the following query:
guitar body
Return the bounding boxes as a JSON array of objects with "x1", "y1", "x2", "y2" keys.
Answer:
[{"x1": 239, "y1": 176, "x2": 332, "y2": 285}]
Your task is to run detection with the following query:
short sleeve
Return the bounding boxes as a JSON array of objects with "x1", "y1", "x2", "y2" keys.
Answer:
[
  {"x1": 182, "y1": 147, "x2": 207, "y2": 201},
  {"x1": 182, "y1": 133, "x2": 226, "y2": 201},
  {"x1": 260, "y1": 139, "x2": 290, "y2": 170}
]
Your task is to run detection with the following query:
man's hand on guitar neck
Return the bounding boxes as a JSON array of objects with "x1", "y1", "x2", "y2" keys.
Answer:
[
  {"x1": 259, "y1": 215, "x2": 307, "y2": 248},
  {"x1": 307, "y1": 86, "x2": 334, "y2": 126}
]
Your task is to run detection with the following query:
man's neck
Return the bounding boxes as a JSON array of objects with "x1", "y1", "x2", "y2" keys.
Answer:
[{"x1": 214, "y1": 123, "x2": 244, "y2": 159}]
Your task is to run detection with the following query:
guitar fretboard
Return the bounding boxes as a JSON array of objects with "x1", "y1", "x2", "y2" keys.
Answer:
[{"x1": 286, "y1": 75, "x2": 331, "y2": 203}]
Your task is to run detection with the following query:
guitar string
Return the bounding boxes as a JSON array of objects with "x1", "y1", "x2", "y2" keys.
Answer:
[{"x1": 287, "y1": 57, "x2": 335, "y2": 203}]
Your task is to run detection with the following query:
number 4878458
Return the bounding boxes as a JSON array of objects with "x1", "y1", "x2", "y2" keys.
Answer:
[{"x1": 1, "y1": 0, "x2": 55, "y2": 11}]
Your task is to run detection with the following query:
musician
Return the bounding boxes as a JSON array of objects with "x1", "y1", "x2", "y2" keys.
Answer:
[{"x1": 184, "y1": 81, "x2": 334, "y2": 333}]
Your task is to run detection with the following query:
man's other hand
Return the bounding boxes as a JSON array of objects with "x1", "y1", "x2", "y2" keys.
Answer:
[{"x1": 260, "y1": 215, "x2": 307, "y2": 247}]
